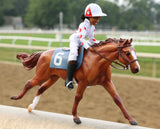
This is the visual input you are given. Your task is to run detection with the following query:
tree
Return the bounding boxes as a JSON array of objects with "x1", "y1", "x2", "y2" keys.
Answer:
[
  {"x1": 67, "y1": 0, "x2": 120, "y2": 29},
  {"x1": 67, "y1": 0, "x2": 97, "y2": 29},
  {"x1": 25, "y1": 0, "x2": 70, "y2": 28},
  {"x1": 0, "y1": 12, "x2": 4, "y2": 25},
  {"x1": 0, "y1": 0, "x2": 17, "y2": 26},
  {"x1": 0, "y1": 0, "x2": 159, "y2": 30},
  {"x1": 97, "y1": 0, "x2": 120, "y2": 29},
  {"x1": 13, "y1": 0, "x2": 29, "y2": 19},
  {"x1": 121, "y1": 0, "x2": 155, "y2": 30},
  {"x1": 0, "y1": 0, "x2": 29, "y2": 26},
  {"x1": 153, "y1": 2, "x2": 160, "y2": 25}
]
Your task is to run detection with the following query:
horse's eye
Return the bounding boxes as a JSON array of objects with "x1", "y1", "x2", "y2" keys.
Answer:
[{"x1": 126, "y1": 52, "x2": 130, "y2": 56}]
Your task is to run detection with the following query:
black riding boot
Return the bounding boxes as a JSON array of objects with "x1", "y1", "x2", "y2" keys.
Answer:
[{"x1": 65, "y1": 61, "x2": 77, "y2": 90}]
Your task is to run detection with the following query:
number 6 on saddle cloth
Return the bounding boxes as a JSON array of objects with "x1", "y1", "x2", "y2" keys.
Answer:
[{"x1": 50, "y1": 47, "x2": 84, "y2": 70}]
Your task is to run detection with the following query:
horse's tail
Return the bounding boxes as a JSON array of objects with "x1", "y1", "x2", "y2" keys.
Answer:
[{"x1": 17, "y1": 51, "x2": 44, "y2": 70}]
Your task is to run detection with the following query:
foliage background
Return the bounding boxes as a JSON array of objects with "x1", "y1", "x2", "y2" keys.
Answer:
[{"x1": 0, "y1": 0, "x2": 160, "y2": 30}]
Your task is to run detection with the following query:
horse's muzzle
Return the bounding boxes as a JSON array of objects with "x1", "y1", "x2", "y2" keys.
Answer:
[
  {"x1": 132, "y1": 67, "x2": 140, "y2": 73},
  {"x1": 135, "y1": 68, "x2": 139, "y2": 73}
]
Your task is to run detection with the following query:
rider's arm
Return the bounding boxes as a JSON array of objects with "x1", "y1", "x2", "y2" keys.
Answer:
[
  {"x1": 79, "y1": 25, "x2": 90, "y2": 50},
  {"x1": 89, "y1": 26, "x2": 99, "y2": 44}
]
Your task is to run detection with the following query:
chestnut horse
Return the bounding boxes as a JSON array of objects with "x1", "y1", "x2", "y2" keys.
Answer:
[{"x1": 11, "y1": 38, "x2": 140, "y2": 125}]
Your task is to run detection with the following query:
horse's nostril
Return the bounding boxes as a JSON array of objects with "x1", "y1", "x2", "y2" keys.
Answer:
[{"x1": 135, "y1": 68, "x2": 139, "y2": 73}]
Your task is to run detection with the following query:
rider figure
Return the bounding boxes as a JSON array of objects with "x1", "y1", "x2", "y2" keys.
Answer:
[{"x1": 65, "y1": 3, "x2": 107, "y2": 90}]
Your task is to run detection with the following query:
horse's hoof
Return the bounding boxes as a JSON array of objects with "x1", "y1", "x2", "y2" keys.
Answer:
[
  {"x1": 10, "y1": 96, "x2": 17, "y2": 100},
  {"x1": 74, "y1": 118, "x2": 81, "y2": 124},
  {"x1": 130, "y1": 120, "x2": 138, "y2": 125},
  {"x1": 28, "y1": 106, "x2": 32, "y2": 112}
]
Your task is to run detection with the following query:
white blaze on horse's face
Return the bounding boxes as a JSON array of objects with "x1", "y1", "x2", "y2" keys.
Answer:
[{"x1": 131, "y1": 50, "x2": 140, "y2": 71}]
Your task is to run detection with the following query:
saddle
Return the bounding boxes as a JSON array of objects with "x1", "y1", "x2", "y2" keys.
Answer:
[{"x1": 50, "y1": 47, "x2": 84, "y2": 70}]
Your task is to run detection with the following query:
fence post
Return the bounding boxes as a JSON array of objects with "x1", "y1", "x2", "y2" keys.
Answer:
[
  {"x1": 48, "y1": 40, "x2": 52, "y2": 47},
  {"x1": 12, "y1": 38, "x2": 17, "y2": 45},
  {"x1": 152, "y1": 58, "x2": 156, "y2": 77},
  {"x1": 59, "y1": 12, "x2": 63, "y2": 47}
]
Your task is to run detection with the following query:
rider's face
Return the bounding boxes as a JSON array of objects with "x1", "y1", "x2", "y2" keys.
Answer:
[{"x1": 89, "y1": 17, "x2": 101, "y2": 25}]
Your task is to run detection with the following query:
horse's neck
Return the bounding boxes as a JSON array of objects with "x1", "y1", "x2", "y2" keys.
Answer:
[{"x1": 95, "y1": 43, "x2": 118, "y2": 61}]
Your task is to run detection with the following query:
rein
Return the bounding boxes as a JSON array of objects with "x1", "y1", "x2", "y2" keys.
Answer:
[{"x1": 91, "y1": 41, "x2": 137, "y2": 70}]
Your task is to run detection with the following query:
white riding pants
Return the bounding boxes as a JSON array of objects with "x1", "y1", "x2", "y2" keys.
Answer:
[{"x1": 68, "y1": 34, "x2": 81, "y2": 61}]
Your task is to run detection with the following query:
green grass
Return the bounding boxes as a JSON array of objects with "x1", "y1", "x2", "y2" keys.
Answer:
[
  {"x1": 15, "y1": 39, "x2": 29, "y2": 45},
  {"x1": 0, "y1": 47, "x2": 39, "y2": 62},
  {"x1": 0, "y1": 33, "x2": 56, "y2": 38},
  {"x1": 95, "y1": 34, "x2": 106, "y2": 40},
  {"x1": 0, "y1": 39, "x2": 13, "y2": 44},
  {"x1": 134, "y1": 46, "x2": 160, "y2": 53}
]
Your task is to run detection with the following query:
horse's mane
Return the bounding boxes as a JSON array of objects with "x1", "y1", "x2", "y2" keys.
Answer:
[{"x1": 92, "y1": 38, "x2": 126, "y2": 47}]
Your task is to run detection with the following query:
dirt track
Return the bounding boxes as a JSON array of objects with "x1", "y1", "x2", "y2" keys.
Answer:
[{"x1": 0, "y1": 61, "x2": 160, "y2": 129}]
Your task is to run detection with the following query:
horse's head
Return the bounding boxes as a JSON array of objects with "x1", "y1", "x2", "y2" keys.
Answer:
[
  {"x1": 92, "y1": 38, "x2": 140, "y2": 73},
  {"x1": 118, "y1": 38, "x2": 140, "y2": 73}
]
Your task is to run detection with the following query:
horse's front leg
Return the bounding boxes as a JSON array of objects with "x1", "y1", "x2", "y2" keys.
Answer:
[
  {"x1": 103, "y1": 80, "x2": 138, "y2": 125},
  {"x1": 72, "y1": 82, "x2": 87, "y2": 124}
]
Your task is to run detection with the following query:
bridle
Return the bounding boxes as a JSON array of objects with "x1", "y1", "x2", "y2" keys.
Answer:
[
  {"x1": 91, "y1": 41, "x2": 138, "y2": 70},
  {"x1": 117, "y1": 41, "x2": 138, "y2": 69}
]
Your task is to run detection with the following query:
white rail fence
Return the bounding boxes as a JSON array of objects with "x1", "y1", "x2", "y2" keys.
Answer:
[
  {"x1": 0, "y1": 33, "x2": 160, "y2": 47},
  {"x1": 107, "y1": 35, "x2": 160, "y2": 46},
  {"x1": 0, "y1": 36, "x2": 69, "y2": 48}
]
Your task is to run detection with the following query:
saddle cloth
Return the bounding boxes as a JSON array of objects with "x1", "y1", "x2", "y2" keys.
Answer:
[{"x1": 50, "y1": 47, "x2": 84, "y2": 70}]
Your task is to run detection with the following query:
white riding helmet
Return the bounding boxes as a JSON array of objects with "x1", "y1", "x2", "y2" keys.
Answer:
[{"x1": 85, "y1": 3, "x2": 107, "y2": 17}]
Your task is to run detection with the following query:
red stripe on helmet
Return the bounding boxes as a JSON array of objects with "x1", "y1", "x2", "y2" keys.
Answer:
[{"x1": 85, "y1": 7, "x2": 92, "y2": 17}]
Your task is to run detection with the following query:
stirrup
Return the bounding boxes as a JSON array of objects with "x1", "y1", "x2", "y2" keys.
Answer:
[{"x1": 65, "y1": 81, "x2": 74, "y2": 90}]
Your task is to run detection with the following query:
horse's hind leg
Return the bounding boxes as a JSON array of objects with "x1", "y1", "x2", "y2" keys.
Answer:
[
  {"x1": 103, "y1": 81, "x2": 138, "y2": 125},
  {"x1": 28, "y1": 75, "x2": 59, "y2": 112},
  {"x1": 11, "y1": 77, "x2": 39, "y2": 100}
]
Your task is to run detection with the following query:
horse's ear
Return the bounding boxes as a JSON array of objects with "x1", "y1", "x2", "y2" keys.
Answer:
[
  {"x1": 120, "y1": 39, "x2": 128, "y2": 47},
  {"x1": 129, "y1": 38, "x2": 132, "y2": 43},
  {"x1": 124, "y1": 39, "x2": 128, "y2": 45}
]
